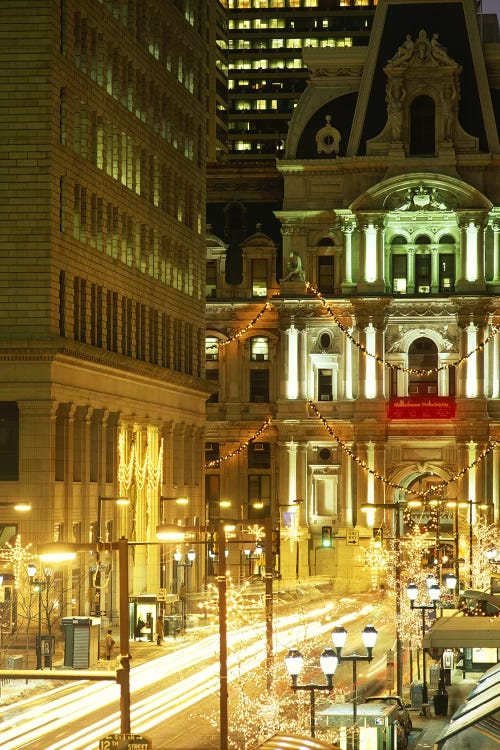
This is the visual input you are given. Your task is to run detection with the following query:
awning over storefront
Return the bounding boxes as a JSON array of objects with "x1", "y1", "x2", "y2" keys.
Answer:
[{"x1": 422, "y1": 615, "x2": 500, "y2": 649}]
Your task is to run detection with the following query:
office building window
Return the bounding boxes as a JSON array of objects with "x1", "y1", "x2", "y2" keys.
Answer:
[
  {"x1": 205, "y1": 369, "x2": 219, "y2": 403},
  {"x1": 206, "y1": 260, "x2": 217, "y2": 298},
  {"x1": 250, "y1": 370, "x2": 269, "y2": 402},
  {"x1": 392, "y1": 254, "x2": 408, "y2": 294},
  {"x1": 251, "y1": 259, "x2": 267, "y2": 297},
  {"x1": 317, "y1": 256, "x2": 334, "y2": 294},
  {"x1": 0, "y1": 402, "x2": 19, "y2": 481},
  {"x1": 206, "y1": 336, "x2": 219, "y2": 361},
  {"x1": 318, "y1": 369, "x2": 333, "y2": 401},
  {"x1": 250, "y1": 336, "x2": 269, "y2": 361},
  {"x1": 248, "y1": 474, "x2": 271, "y2": 519},
  {"x1": 248, "y1": 442, "x2": 271, "y2": 469}
]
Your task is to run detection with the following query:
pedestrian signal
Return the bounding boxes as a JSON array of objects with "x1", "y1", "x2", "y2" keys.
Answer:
[{"x1": 321, "y1": 526, "x2": 333, "y2": 548}]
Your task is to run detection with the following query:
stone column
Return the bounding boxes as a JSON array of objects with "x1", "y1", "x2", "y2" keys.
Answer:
[
  {"x1": 357, "y1": 325, "x2": 368, "y2": 398},
  {"x1": 491, "y1": 222, "x2": 500, "y2": 283},
  {"x1": 456, "y1": 324, "x2": 469, "y2": 398},
  {"x1": 431, "y1": 247, "x2": 439, "y2": 293},
  {"x1": 344, "y1": 327, "x2": 354, "y2": 400},
  {"x1": 358, "y1": 222, "x2": 367, "y2": 286},
  {"x1": 407, "y1": 247, "x2": 415, "y2": 294},
  {"x1": 375, "y1": 220, "x2": 385, "y2": 291},
  {"x1": 374, "y1": 327, "x2": 385, "y2": 399},
  {"x1": 341, "y1": 219, "x2": 356, "y2": 293},
  {"x1": 298, "y1": 325, "x2": 308, "y2": 400},
  {"x1": 456, "y1": 218, "x2": 468, "y2": 289},
  {"x1": 341, "y1": 446, "x2": 354, "y2": 527},
  {"x1": 278, "y1": 320, "x2": 289, "y2": 400},
  {"x1": 492, "y1": 445, "x2": 500, "y2": 524},
  {"x1": 476, "y1": 219, "x2": 486, "y2": 288}
]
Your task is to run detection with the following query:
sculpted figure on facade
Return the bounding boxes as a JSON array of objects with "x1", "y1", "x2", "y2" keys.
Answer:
[
  {"x1": 281, "y1": 250, "x2": 305, "y2": 281},
  {"x1": 386, "y1": 81, "x2": 406, "y2": 140},
  {"x1": 389, "y1": 34, "x2": 414, "y2": 65}
]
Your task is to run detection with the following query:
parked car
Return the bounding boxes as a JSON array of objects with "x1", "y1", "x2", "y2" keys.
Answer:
[{"x1": 364, "y1": 695, "x2": 413, "y2": 735}]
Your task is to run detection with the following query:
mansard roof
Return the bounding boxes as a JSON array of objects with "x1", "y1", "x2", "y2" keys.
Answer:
[{"x1": 286, "y1": 0, "x2": 499, "y2": 161}]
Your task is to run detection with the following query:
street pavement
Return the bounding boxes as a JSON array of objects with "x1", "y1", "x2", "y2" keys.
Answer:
[
  {"x1": 0, "y1": 590, "x2": 483, "y2": 749},
  {"x1": 408, "y1": 671, "x2": 479, "y2": 749}
]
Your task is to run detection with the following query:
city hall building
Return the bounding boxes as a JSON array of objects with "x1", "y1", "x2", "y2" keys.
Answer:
[{"x1": 206, "y1": 0, "x2": 500, "y2": 591}]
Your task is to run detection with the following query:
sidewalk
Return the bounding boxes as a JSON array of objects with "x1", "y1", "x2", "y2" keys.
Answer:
[{"x1": 409, "y1": 671, "x2": 479, "y2": 749}]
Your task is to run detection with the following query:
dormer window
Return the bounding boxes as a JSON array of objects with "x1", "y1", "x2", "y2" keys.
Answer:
[{"x1": 251, "y1": 259, "x2": 267, "y2": 297}]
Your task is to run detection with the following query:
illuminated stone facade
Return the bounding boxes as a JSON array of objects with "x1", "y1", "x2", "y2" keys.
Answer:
[
  {"x1": 206, "y1": 0, "x2": 500, "y2": 592},
  {"x1": 0, "y1": 0, "x2": 209, "y2": 617}
]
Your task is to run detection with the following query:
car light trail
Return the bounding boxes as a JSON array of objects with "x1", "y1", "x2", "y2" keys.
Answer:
[{"x1": 2, "y1": 599, "x2": 376, "y2": 750}]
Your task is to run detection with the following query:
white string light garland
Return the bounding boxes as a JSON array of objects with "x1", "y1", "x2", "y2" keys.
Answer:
[
  {"x1": 206, "y1": 284, "x2": 499, "y2": 378},
  {"x1": 205, "y1": 418, "x2": 273, "y2": 468},
  {"x1": 306, "y1": 282, "x2": 500, "y2": 377},
  {"x1": 308, "y1": 400, "x2": 500, "y2": 498}
]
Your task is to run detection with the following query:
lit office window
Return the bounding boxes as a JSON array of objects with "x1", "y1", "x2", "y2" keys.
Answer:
[
  {"x1": 286, "y1": 39, "x2": 302, "y2": 48},
  {"x1": 206, "y1": 337, "x2": 219, "y2": 361},
  {"x1": 235, "y1": 141, "x2": 252, "y2": 151},
  {"x1": 250, "y1": 337, "x2": 269, "y2": 361},
  {"x1": 272, "y1": 39, "x2": 284, "y2": 48}
]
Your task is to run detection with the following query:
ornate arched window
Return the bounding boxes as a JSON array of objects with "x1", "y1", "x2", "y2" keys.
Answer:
[{"x1": 408, "y1": 337, "x2": 438, "y2": 395}]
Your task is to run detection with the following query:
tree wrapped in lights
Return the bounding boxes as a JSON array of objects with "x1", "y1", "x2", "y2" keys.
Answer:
[
  {"x1": 197, "y1": 577, "x2": 351, "y2": 748},
  {"x1": 468, "y1": 517, "x2": 500, "y2": 591}
]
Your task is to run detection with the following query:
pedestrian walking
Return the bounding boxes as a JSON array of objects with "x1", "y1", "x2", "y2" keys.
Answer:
[
  {"x1": 156, "y1": 615, "x2": 164, "y2": 645},
  {"x1": 105, "y1": 629, "x2": 115, "y2": 660}
]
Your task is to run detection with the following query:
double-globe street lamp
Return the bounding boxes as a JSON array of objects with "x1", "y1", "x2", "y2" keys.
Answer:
[
  {"x1": 331, "y1": 624, "x2": 378, "y2": 750},
  {"x1": 284, "y1": 625, "x2": 378, "y2": 746},
  {"x1": 284, "y1": 647, "x2": 339, "y2": 737}
]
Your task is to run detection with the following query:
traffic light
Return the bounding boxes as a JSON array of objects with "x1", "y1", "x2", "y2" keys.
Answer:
[{"x1": 321, "y1": 526, "x2": 333, "y2": 548}]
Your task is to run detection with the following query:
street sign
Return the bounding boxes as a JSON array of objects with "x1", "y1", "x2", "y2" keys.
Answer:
[
  {"x1": 99, "y1": 733, "x2": 151, "y2": 750},
  {"x1": 385, "y1": 663, "x2": 395, "y2": 690},
  {"x1": 345, "y1": 530, "x2": 359, "y2": 546},
  {"x1": 157, "y1": 588, "x2": 167, "y2": 601}
]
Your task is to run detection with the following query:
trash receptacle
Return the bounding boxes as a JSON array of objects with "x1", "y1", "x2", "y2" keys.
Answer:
[
  {"x1": 62, "y1": 616, "x2": 100, "y2": 668},
  {"x1": 410, "y1": 681, "x2": 423, "y2": 710},
  {"x1": 434, "y1": 691, "x2": 449, "y2": 716},
  {"x1": 7, "y1": 655, "x2": 23, "y2": 669}
]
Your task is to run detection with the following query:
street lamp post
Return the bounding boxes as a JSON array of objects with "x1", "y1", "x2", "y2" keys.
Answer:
[
  {"x1": 284, "y1": 647, "x2": 339, "y2": 737},
  {"x1": 406, "y1": 580, "x2": 441, "y2": 705},
  {"x1": 173, "y1": 549, "x2": 196, "y2": 630},
  {"x1": 361, "y1": 501, "x2": 408, "y2": 698},
  {"x1": 331, "y1": 624, "x2": 378, "y2": 750},
  {"x1": 94, "y1": 496, "x2": 129, "y2": 616},
  {"x1": 40, "y1": 538, "x2": 131, "y2": 733}
]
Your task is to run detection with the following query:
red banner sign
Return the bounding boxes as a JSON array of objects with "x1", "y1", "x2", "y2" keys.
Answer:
[{"x1": 388, "y1": 396, "x2": 456, "y2": 420}]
